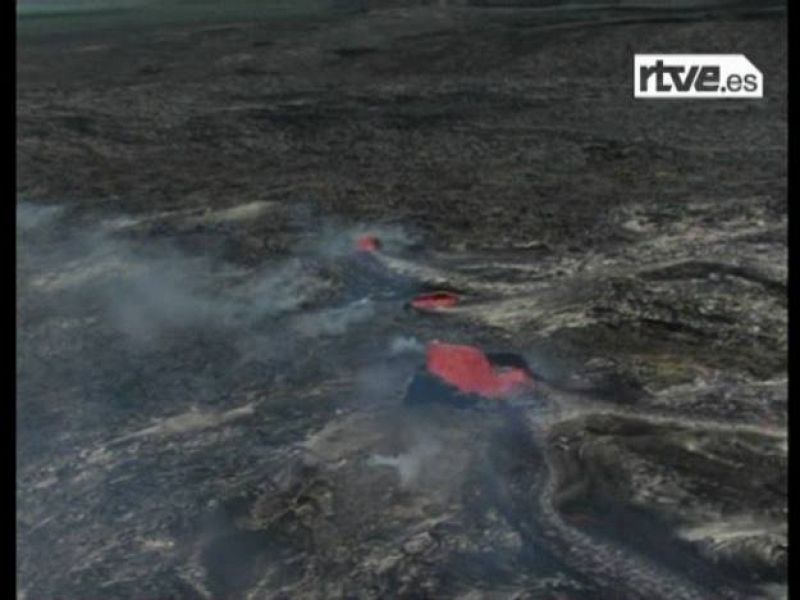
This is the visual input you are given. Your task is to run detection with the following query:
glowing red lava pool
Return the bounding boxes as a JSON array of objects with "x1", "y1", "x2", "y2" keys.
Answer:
[
  {"x1": 410, "y1": 291, "x2": 460, "y2": 311},
  {"x1": 426, "y1": 342, "x2": 534, "y2": 399},
  {"x1": 404, "y1": 342, "x2": 535, "y2": 407},
  {"x1": 355, "y1": 234, "x2": 381, "y2": 252}
]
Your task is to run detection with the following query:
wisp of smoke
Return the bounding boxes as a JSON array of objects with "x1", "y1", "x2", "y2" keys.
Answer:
[
  {"x1": 367, "y1": 437, "x2": 443, "y2": 487},
  {"x1": 388, "y1": 336, "x2": 425, "y2": 356},
  {"x1": 18, "y1": 202, "x2": 405, "y2": 352}
]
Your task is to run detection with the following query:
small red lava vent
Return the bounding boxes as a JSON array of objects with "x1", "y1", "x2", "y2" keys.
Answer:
[
  {"x1": 410, "y1": 291, "x2": 460, "y2": 311},
  {"x1": 355, "y1": 234, "x2": 381, "y2": 252},
  {"x1": 425, "y1": 341, "x2": 534, "y2": 399}
]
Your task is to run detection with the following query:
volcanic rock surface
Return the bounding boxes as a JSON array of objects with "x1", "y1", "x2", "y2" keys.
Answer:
[{"x1": 17, "y1": 2, "x2": 786, "y2": 599}]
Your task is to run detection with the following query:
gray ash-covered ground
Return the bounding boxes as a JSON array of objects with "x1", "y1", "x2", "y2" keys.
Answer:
[{"x1": 17, "y1": 2, "x2": 786, "y2": 599}]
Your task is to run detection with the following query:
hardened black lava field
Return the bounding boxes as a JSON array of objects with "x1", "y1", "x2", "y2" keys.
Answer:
[{"x1": 17, "y1": 2, "x2": 786, "y2": 599}]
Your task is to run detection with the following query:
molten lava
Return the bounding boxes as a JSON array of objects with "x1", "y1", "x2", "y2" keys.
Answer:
[
  {"x1": 355, "y1": 234, "x2": 381, "y2": 252},
  {"x1": 410, "y1": 291, "x2": 460, "y2": 311},
  {"x1": 425, "y1": 341, "x2": 534, "y2": 399}
]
